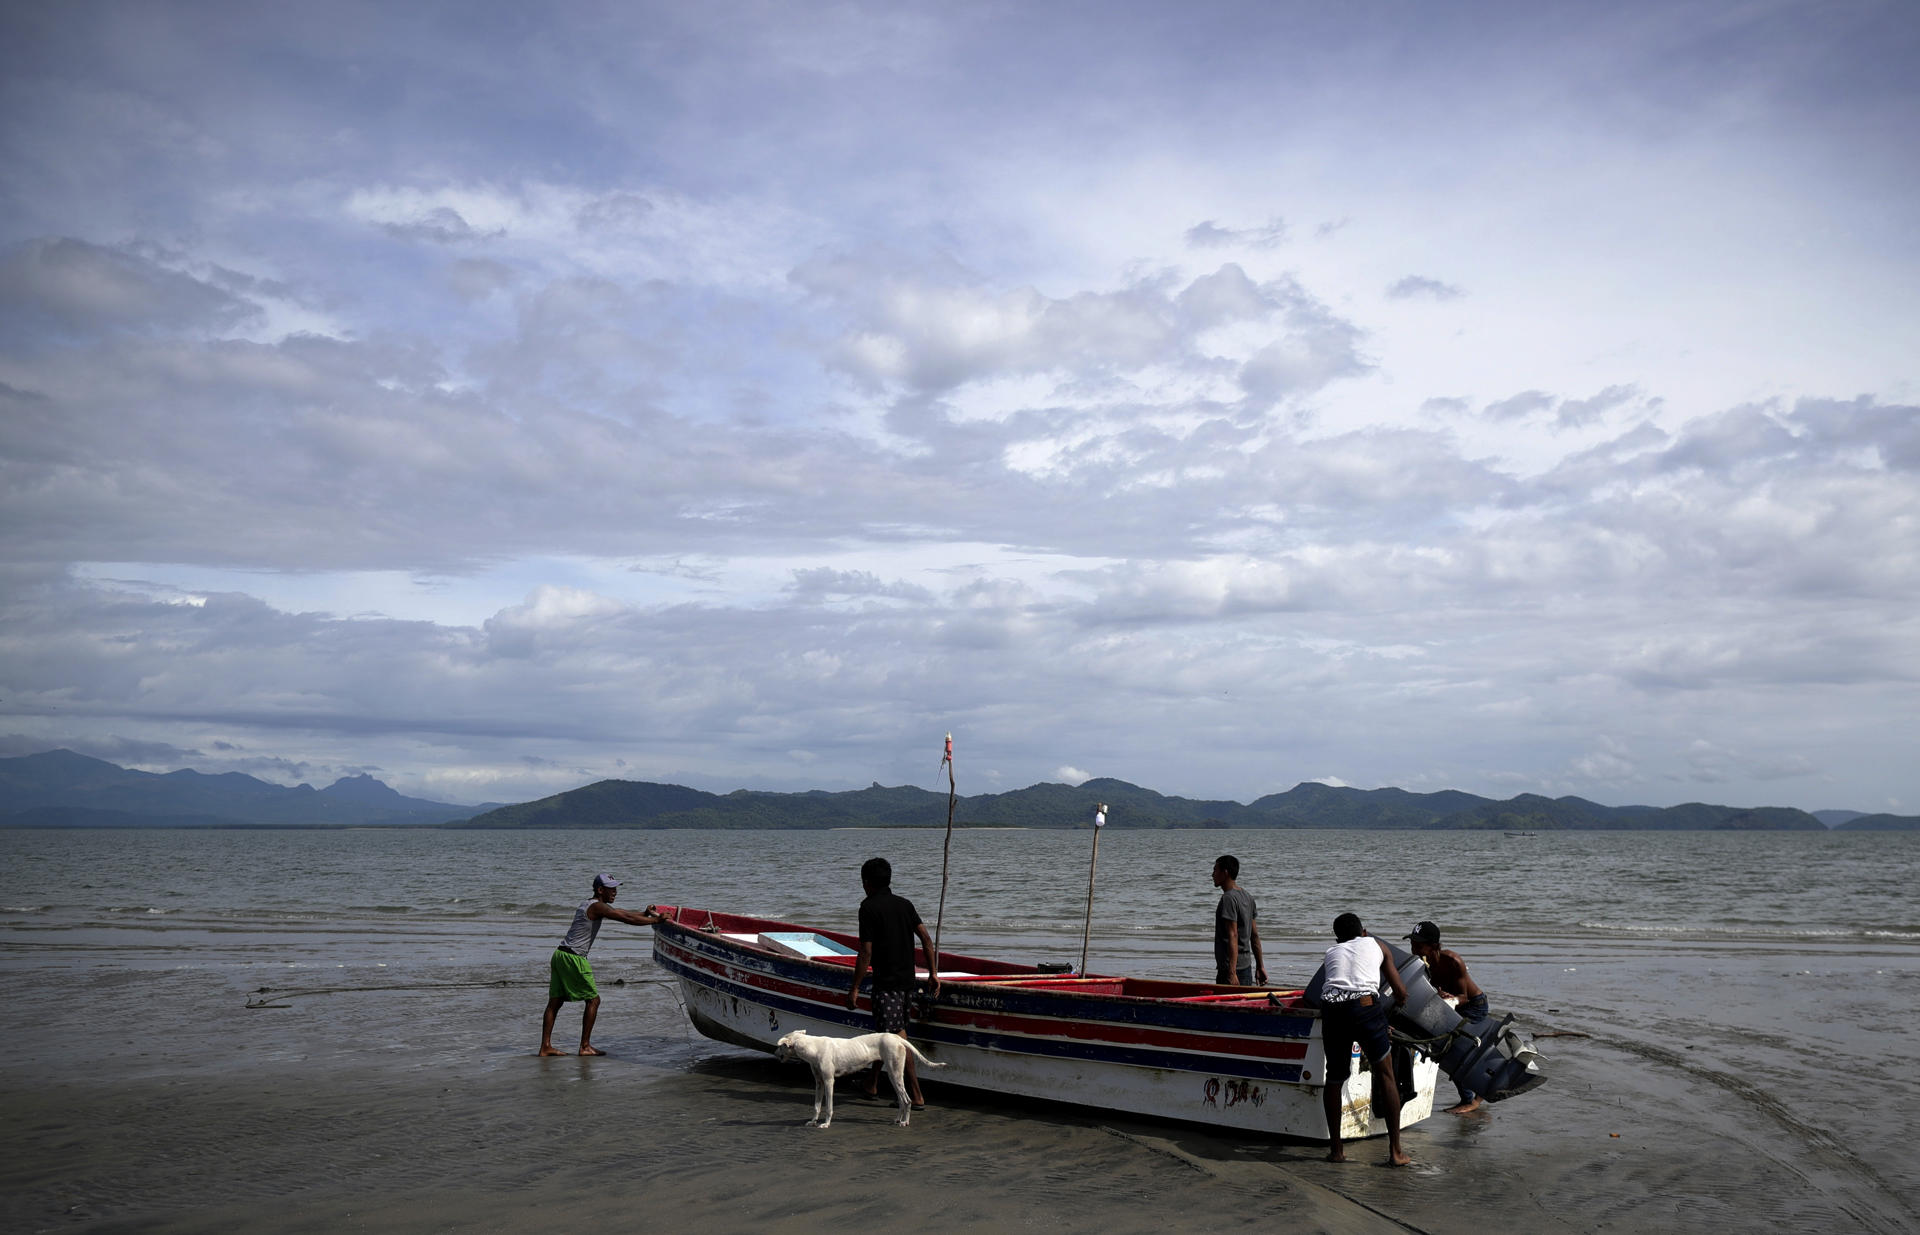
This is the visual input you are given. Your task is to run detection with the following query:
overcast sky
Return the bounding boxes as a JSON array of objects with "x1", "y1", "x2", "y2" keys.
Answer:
[{"x1": 2, "y1": 1, "x2": 1916, "y2": 812}]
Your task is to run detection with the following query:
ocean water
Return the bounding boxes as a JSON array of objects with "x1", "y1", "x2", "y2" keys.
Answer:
[{"x1": 3, "y1": 825, "x2": 1918, "y2": 1231}]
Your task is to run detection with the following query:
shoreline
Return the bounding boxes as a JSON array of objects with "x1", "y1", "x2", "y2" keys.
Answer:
[{"x1": 6, "y1": 962, "x2": 1916, "y2": 1235}]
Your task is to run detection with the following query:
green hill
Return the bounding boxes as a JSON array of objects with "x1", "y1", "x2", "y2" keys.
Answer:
[
  {"x1": 1834, "y1": 813, "x2": 1920, "y2": 831},
  {"x1": 0, "y1": 749, "x2": 483, "y2": 826}
]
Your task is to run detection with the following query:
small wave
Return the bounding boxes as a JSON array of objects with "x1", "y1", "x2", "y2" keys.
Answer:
[
  {"x1": 498, "y1": 902, "x2": 573, "y2": 916},
  {"x1": 1, "y1": 905, "x2": 53, "y2": 913},
  {"x1": 347, "y1": 905, "x2": 417, "y2": 915},
  {"x1": 1577, "y1": 919, "x2": 1920, "y2": 941},
  {"x1": 101, "y1": 905, "x2": 175, "y2": 916}
]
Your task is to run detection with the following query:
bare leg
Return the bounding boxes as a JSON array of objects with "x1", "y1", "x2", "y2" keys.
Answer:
[
  {"x1": 539, "y1": 997, "x2": 567, "y2": 1056},
  {"x1": 1372, "y1": 1059, "x2": 1410, "y2": 1166},
  {"x1": 578, "y1": 996, "x2": 605, "y2": 1055},
  {"x1": 1322, "y1": 1077, "x2": 1347, "y2": 1162},
  {"x1": 862, "y1": 1061, "x2": 880, "y2": 1096}
]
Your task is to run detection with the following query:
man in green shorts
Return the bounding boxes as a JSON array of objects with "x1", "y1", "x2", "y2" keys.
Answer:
[{"x1": 539, "y1": 872, "x2": 671, "y2": 1056}]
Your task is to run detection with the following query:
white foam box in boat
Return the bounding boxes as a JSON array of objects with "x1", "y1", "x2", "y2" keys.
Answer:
[{"x1": 758, "y1": 931, "x2": 857, "y2": 959}]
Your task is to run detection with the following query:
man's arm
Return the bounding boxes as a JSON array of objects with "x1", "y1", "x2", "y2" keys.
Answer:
[
  {"x1": 1378, "y1": 939, "x2": 1409, "y2": 1004},
  {"x1": 915, "y1": 922, "x2": 942, "y2": 997},
  {"x1": 1224, "y1": 919, "x2": 1240, "y2": 978},
  {"x1": 845, "y1": 940, "x2": 873, "y2": 1010},
  {"x1": 589, "y1": 902, "x2": 671, "y2": 928},
  {"x1": 1249, "y1": 919, "x2": 1267, "y2": 984}
]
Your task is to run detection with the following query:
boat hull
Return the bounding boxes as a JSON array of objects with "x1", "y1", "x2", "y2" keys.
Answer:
[{"x1": 654, "y1": 908, "x2": 1437, "y2": 1141}]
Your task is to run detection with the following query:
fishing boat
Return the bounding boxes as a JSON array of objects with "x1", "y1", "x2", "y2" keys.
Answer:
[{"x1": 652, "y1": 905, "x2": 1545, "y2": 1140}]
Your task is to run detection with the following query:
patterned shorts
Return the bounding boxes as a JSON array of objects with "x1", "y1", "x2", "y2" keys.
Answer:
[{"x1": 871, "y1": 988, "x2": 911, "y2": 1034}]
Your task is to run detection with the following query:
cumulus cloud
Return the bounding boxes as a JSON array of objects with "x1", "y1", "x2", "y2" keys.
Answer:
[
  {"x1": 799, "y1": 259, "x2": 1368, "y2": 408},
  {"x1": 1557, "y1": 384, "x2": 1638, "y2": 429},
  {"x1": 1485, "y1": 390, "x2": 1556, "y2": 421},
  {"x1": 1184, "y1": 217, "x2": 1288, "y2": 249},
  {"x1": 1386, "y1": 275, "x2": 1463, "y2": 301},
  {"x1": 788, "y1": 568, "x2": 935, "y2": 604},
  {"x1": 0, "y1": 239, "x2": 260, "y2": 337},
  {"x1": 380, "y1": 206, "x2": 504, "y2": 244}
]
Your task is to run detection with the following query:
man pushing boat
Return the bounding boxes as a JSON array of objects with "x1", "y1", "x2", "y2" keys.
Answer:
[
  {"x1": 1304, "y1": 912, "x2": 1413, "y2": 1165},
  {"x1": 1406, "y1": 919, "x2": 1489, "y2": 1114},
  {"x1": 538, "y1": 872, "x2": 672, "y2": 1057}
]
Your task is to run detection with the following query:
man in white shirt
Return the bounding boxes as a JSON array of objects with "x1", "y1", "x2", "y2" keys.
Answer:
[{"x1": 1305, "y1": 912, "x2": 1412, "y2": 1165}]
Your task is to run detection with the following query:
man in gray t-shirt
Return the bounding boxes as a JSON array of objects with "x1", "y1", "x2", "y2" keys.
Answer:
[{"x1": 1211, "y1": 855, "x2": 1268, "y2": 986}]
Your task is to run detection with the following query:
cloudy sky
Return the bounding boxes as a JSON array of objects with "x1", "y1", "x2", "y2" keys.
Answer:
[{"x1": 2, "y1": 2, "x2": 1916, "y2": 812}]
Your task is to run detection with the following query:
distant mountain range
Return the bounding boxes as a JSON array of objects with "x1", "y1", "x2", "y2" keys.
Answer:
[
  {"x1": 3, "y1": 749, "x2": 1914, "y2": 831},
  {"x1": 0, "y1": 750, "x2": 495, "y2": 827},
  {"x1": 453, "y1": 772, "x2": 1920, "y2": 832}
]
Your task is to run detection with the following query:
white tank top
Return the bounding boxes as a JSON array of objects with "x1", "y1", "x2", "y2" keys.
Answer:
[
  {"x1": 1322, "y1": 936, "x2": 1385, "y2": 1000},
  {"x1": 558, "y1": 900, "x2": 603, "y2": 954}
]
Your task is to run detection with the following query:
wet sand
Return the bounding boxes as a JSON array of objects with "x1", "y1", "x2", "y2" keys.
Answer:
[{"x1": 5, "y1": 958, "x2": 1915, "y2": 1235}]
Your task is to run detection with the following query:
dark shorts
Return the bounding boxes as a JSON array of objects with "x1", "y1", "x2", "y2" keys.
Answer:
[
  {"x1": 871, "y1": 988, "x2": 911, "y2": 1034},
  {"x1": 1321, "y1": 998, "x2": 1392, "y2": 1083}
]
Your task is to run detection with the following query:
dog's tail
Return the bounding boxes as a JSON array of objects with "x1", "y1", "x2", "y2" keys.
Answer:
[{"x1": 904, "y1": 1039, "x2": 948, "y2": 1069}]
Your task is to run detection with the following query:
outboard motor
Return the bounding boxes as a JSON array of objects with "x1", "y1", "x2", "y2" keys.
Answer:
[
  {"x1": 1380, "y1": 941, "x2": 1463, "y2": 1037},
  {"x1": 1384, "y1": 941, "x2": 1547, "y2": 1102},
  {"x1": 1307, "y1": 942, "x2": 1548, "y2": 1102},
  {"x1": 1433, "y1": 1009, "x2": 1547, "y2": 1101}
]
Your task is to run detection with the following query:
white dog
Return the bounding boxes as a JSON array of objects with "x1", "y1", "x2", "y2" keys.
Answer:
[{"x1": 773, "y1": 1029, "x2": 946, "y2": 1128}]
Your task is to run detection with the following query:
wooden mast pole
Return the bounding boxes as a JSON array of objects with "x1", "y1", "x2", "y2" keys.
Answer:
[
  {"x1": 931, "y1": 733, "x2": 956, "y2": 977},
  {"x1": 1079, "y1": 803, "x2": 1107, "y2": 976}
]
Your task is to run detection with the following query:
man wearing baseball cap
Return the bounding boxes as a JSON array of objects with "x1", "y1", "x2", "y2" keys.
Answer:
[
  {"x1": 1405, "y1": 920, "x2": 1489, "y2": 1113},
  {"x1": 539, "y1": 872, "x2": 672, "y2": 1056}
]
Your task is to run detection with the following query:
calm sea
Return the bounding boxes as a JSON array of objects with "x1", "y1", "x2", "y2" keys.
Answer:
[
  {"x1": 4, "y1": 825, "x2": 1918, "y2": 1224},
  {"x1": 3, "y1": 824, "x2": 1913, "y2": 975}
]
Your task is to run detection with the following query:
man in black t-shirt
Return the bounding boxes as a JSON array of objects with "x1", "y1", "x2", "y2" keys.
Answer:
[{"x1": 844, "y1": 857, "x2": 942, "y2": 1107}]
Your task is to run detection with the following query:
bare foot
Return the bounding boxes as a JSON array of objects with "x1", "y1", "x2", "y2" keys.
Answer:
[
  {"x1": 538, "y1": 1046, "x2": 566, "y2": 1057},
  {"x1": 1445, "y1": 1098, "x2": 1483, "y2": 1114},
  {"x1": 1325, "y1": 1148, "x2": 1347, "y2": 1163},
  {"x1": 578, "y1": 1045, "x2": 606, "y2": 1056},
  {"x1": 1387, "y1": 1148, "x2": 1412, "y2": 1167}
]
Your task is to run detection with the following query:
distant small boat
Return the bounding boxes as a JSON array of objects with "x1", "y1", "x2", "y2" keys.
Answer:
[
  {"x1": 1505, "y1": 830, "x2": 1537, "y2": 837},
  {"x1": 653, "y1": 906, "x2": 1544, "y2": 1140}
]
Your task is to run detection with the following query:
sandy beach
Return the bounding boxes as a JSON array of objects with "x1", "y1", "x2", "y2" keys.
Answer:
[{"x1": 6, "y1": 949, "x2": 1914, "y2": 1235}]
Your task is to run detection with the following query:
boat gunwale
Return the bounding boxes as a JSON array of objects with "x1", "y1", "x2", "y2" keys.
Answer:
[{"x1": 654, "y1": 906, "x2": 1324, "y2": 1022}]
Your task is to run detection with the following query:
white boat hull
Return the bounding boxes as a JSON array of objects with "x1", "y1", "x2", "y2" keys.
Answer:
[{"x1": 658, "y1": 910, "x2": 1439, "y2": 1141}]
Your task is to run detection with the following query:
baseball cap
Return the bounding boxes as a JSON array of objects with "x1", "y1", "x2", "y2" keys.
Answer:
[
  {"x1": 1406, "y1": 920, "x2": 1440, "y2": 945},
  {"x1": 593, "y1": 872, "x2": 621, "y2": 889}
]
